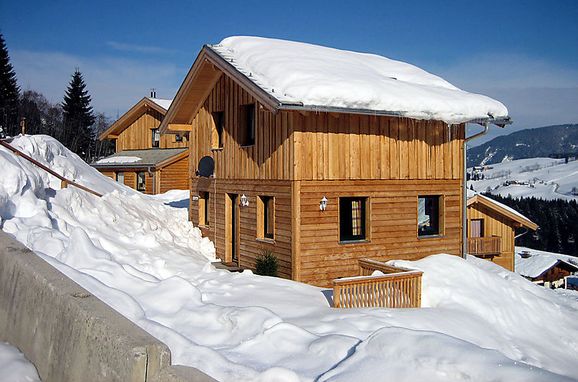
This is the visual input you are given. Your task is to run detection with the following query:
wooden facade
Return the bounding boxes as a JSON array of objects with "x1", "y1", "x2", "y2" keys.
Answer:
[
  {"x1": 168, "y1": 60, "x2": 467, "y2": 287},
  {"x1": 467, "y1": 194, "x2": 538, "y2": 271},
  {"x1": 94, "y1": 97, "x2": 189, "y2": 194}
]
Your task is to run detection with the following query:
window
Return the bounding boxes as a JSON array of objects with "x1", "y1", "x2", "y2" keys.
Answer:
[
  {"x1": 257, "y1": 196, "x2": 275, "y2": 239},
  {"x1": 199, "y1": 192, "x2": 209, "y2": 226},
  {"x1": 211, "y1": 111, "x2": 224, "y2": 149},
  {"x1": 339, "y1": 197, "x2": 367, "y2": 242},
  {"x1": 136, "y1": 172, "x2": 146, "y2": 192},
  {"x1": 239, "y1": 104, "x2": 255, "y2": 146},
  {"x1": 470, "y1": 219, "x2": 484, "y2": 238},
  {"x1": 116, "y1": 172, "x2": 124, "y2": 184},
  {"x1": 418, "y1": 195, "x2": 442, "y2": 237},
  {"x1": 151, "y1": 128, "x2": 160, "y2": 148},
  {"x1": 175, "y1": 133, "x2": 183, "y2": 142}
]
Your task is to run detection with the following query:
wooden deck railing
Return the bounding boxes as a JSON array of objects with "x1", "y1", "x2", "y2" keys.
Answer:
[
  {"x1": 0, "y1": 139, "x2": 102, "y2": 197},
  {"x1": 333, "y1": 259, "x2": 422, "y2": 309},
  {"x1": 468, "y1": 236, "x2": 501, "y2": 257}
]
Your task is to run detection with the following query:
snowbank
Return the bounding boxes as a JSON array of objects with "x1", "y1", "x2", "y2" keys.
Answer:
[
  {"x1": 1, "y1": 135, "x2": 578, "y2": 381},
  {"x1": 0, "y1": 342, "x2": 41, "y2": 382},
  {"x1": 212, "y1": 36, "x2": 508, "y2": 125}
]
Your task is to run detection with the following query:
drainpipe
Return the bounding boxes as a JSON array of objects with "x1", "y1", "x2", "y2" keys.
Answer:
[{"x1": 462, "y1": 121, "x2": 490, "y2": 258}]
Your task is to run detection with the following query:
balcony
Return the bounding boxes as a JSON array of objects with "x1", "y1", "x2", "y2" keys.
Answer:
[{"x1": 468, "y1": 236, "x2": 501, "y2": 258}]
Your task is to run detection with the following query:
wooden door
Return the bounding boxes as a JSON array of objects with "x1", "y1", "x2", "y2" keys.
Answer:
[{"x1": 225, "y1": 193, "x2": 240, "y2": 264}]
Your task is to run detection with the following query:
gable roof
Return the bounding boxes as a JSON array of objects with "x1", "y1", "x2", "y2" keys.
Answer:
[
  {"x1": 515, "y1": 247, "x2": 578, "y2": 278},
  {"x1": 99, "y1": 97, "x2": 173, "y2": 141},
  {"x1": 467, "y1": 190, "x2": 538, "y2": 231},
  {"x1": 160, "y1": 36, "x2": 510, "y2": 133},
  {"x1": 92, "y1": 148, "x2": 187, "y2": 170}
]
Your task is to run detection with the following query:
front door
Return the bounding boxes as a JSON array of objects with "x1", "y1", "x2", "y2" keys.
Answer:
[{"x1": 226, "y1": 193, "x2": 240, "y2": 265}]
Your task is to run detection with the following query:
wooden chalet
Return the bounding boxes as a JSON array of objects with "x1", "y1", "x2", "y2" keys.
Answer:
[
  {"x1": 516, "y1": 248, "x2": 578, "y2": 288},
  {"x1": 466, "y1": 191, "x2": 538, "y2": 271},
  {"x1": 160, "y1": 36, "x2": 511, "y2": 287},
  {"x1": 94, "y1": 95, "x2": 189, "y2": 194}
]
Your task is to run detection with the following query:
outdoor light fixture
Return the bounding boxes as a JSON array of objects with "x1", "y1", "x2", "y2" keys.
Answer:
[
  {"x1": 240, "y1": 194, "x2": 249, "y2": 207},
  {"x1": 192, "y1": 195, "x2": 199, "y2": 201},
  {"x1": 320, "y1": 196, "x2": 328, "y2": 211}
]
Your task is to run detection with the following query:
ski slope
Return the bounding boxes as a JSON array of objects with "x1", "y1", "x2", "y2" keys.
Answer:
[
  {"x1": 468, "y1": 157, "x2": 578, "y2": 201},
  {"x1": 1, "y1": 135, "x2": 578, "y2": 381}
]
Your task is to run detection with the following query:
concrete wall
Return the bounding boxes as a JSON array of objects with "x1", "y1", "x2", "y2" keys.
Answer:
[{"x1": 0, "y1": 231, "x2": 217, "y2": 382}]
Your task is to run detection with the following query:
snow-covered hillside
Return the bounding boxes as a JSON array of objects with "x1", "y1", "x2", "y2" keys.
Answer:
[
  {"x1": 468, "y1": 157, "x2": 578, "y2": 201},
  {"x1": 2, "y1": 135, "x2": 578, "y2": 381}
]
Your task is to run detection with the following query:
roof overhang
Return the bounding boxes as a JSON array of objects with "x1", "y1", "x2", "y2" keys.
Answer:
[
  {"x1": 99, "y1": 97, "x2": 168, "y2": 141},
  {"x1": 91, "y1": 149, "x2": 188, "y2": 171},
  {"x1": 467, "y1": 194, "x2": 538, "y2": 231}
]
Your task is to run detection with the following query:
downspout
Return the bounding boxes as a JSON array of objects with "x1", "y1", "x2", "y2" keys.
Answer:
[{"x1": 462, "y1": 121, "x2": 490, "y2": 258}]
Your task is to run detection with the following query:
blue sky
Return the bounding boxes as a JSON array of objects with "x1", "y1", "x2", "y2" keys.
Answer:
[{"x1": 2, "y1": 0, "x2": 578, "y2": 143}]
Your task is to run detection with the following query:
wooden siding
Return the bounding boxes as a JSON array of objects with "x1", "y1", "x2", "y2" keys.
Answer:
[
  {"x1": 297, "y1": 179, "x2": 463, "y2": 287},
  {"x1": 99, "y1": 170, "x2": 115, "y2": 180},
  {"x1": 189, "y1": 75, "x2": 294, "y2": 181},
  {"x1": 190, "y1": 178, "x2": 293, "y2": 279},
  {"x1": 116, "y1": 109, "x2": 188, "y2": 151},
  {"x1": 160, "y1": 156, "x2": 189, "y2": 193},
  {"x1": 293, "y1": 114, "x2": 464, "y2": 181},
  {"x1": 467, "y1": 203, "x2": 516, "y2": 270}
]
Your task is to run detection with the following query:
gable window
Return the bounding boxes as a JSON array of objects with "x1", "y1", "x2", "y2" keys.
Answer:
[
  {"x1": 211, "y1": 111, "x2": 224, "y2": 149},
  {"x1": 136, "y1": 172, "x2": 146, "y2": 192},
  {"x1": 116, "y1": 172, "x2": 124, "y2": 184},
  {"x1": 418, "y1": 195, "x2": 443, "y2": 237},
  {"x1": 199, "y1": 192, "x2": 209, "y2": 226},
  {"x1": 257, "y1": 196, "x2": 275, "y2": 239},
  {"x1": 339, "y1": 197, "x2": 368, "y2": 242},
  {"x1": 151, "y1": 128, "x2": 160, "y2": 148},
  {"x1": 239, "y1": 104, "x2": 255, "y2": 146}
]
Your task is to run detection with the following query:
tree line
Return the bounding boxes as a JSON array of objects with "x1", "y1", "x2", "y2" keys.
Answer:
[
  {"x1": 484, "y1": 193, "x2": 578, "y2": 257},
  {"x1": 0, "y1": 33, "x2": 114, "y2": 161}
]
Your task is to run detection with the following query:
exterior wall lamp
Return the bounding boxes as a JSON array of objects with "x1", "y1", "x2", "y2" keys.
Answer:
[
  {"x1": 240, "y1": 194, "x2": 249, "y2": 207},
  {"x1": 320, "y1": 196, "x2": 328, "y2": 211}
]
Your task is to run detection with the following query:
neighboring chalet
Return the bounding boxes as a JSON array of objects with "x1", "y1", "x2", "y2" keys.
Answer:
[
  {"x1": 93, "y1": 95, "x2": 189, "y2": 194},
  {"x1": 160, "y1": 36, "x2": 510, "y2": 287},
  {"x1": 515, "y1": 247, "x2": 578, "y2": 288},
  {"x1": 467, "y1": 190, "x2": 538, "y2": 271}
]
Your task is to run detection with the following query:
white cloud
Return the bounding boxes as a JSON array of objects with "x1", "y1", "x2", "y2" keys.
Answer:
[{"x1": 11, "y1": 50, "x2": 184, "y2": 117}]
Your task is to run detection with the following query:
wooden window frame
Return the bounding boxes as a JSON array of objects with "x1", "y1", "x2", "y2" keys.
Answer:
[
  {"x1": 136, "y1": 171, "x2": 146, "y2": 192},
  {"x1": 239, "y1": 103, "x2": 255, "y2": 147},
  {"x1": 199, "y1": 191, "x2": 210, "y2": 227},
  {"x1": 339, "y1": 197, "x2": 369, "y2": 243},
  {"x1": 211, "y1": 111, "x2": 225, "y2": 150},
  {"x1": 417, "y1": 195, "x2": 444, "y2": 238},
  {"x1": 151, "y1": 128, "x2": 160, "y2": 148},
  {"x1": 257, "y1": 195, "x2": 275, "y2": 241}
]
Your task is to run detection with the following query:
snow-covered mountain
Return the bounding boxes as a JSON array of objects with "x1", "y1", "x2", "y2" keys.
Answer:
[
  {"x1": 468, "y1": 157, "x2": 578, "y2": 201},
  {"x1": 467, "y1": 124, "x2": 578, "y2": 167}
]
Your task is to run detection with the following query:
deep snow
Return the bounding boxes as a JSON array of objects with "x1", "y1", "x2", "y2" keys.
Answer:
[
  {"x1": 1, "y1": 135, "x2": 578, "y2": 382},
  {"x1": 212, "y1": 36, "x2": 508, "y2": 125}
]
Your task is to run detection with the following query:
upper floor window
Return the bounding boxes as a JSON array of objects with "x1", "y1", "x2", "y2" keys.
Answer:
[
  {"x1": 151, "y1": 128, "x2": 160, "y2": 148},
  {"x1": 339, "y1": 197, "x2": 368, "y2": 242},
  {"x1": 257, "y1": 196, "x2": 275, "y2": 240},
  {"x1": 239, "y1": 104, "x2": 255, "y2": 146},
  {"x1": 136, "y1": 172, "x2": 146, "y2": 192},
  {"x1": 418, "y1": 195, "x2": 442, "y2": 237},
  {"x1": 211, "y1": 111, "x2": 224, "y2": 149}
]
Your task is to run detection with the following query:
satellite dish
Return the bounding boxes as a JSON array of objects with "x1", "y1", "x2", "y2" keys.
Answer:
[{"x1": 196, "y1": 156, "x2": 214, "y2": 177}]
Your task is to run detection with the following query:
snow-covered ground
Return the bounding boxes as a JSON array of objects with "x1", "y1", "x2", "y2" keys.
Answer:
[
  {"x1": 2, "y1": 135, "x2": 578, "y2": 381},
  {"x1": 468, "y1": 157, "x2": 578, "y2": 201},
  {"x1": 0, "y1": 342, "x2": 41, "y2": 382}
]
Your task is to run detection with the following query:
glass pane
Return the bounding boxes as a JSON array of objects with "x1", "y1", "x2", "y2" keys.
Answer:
[{"x1": 418, "y1": 196, "x2": 439, "y2": 236}]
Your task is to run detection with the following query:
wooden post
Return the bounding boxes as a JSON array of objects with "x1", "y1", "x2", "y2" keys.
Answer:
[
  {"x1": 61, "y1": 180, "x2": 68, "y2": 189},
  {"x1": 20, "y1": 117, "x2": 26, "y2": 135}
]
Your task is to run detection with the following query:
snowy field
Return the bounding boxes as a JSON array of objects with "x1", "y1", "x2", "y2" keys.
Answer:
[
  {"x1": 468, "y1": 157, "x2": 578, "y2": 201},
  {"x1": 2, "y1": 135, "x2": 578, "y2": 381},
  {"x1": 0, "y1": 342, "x2": 41, "y2": 382}
]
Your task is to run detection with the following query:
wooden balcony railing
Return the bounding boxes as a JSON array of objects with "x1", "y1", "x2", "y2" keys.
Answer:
[
  {"x1": 468, "y1": 236, "x2": 501, "y2": 257},
  {"x1": 333, "y1": 259, "x2": 422, "y2": 309}
]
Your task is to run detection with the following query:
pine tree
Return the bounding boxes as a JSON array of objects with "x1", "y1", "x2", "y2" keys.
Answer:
[
  {"x1": 0, "y1": 33, "x2": 20, "y2": 137},
  {"x1": 62, "y1": 69, "x2": 95, "y2": 158}
]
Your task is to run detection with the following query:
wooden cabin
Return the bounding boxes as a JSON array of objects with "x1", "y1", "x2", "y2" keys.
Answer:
[
  {"x1": 93, "y1": 95, "x2": 190, "y2": 194},
  {"x1": 466, "y1": 192, "x2": 538, "y2": 271},
  {"x1": 515, "y1": 248, "x2": 578, "y2": 288},
  {"x1": 160, "y1": 36, "x2": 511, "y2": 287}
]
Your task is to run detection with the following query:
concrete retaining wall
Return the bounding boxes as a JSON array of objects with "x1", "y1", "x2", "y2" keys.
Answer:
[{"x1": 0, "y1": 231, "x2": 217, "y2": 382}]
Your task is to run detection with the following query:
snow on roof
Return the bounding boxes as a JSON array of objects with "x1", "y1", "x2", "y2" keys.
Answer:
[
  {"x1": 210, "y1": 36, "x2": 509, "y2": 125},
  {"x1": 147, "y1": 97, "x2": 172, "y2": 111},
  {"x1": 93, "y1": 148, "x2": 187, "y2": 168},
  {"x1": 95, "y1": 156, "x2": 141, "y2": 165},
  {"x1": 515, "y1": 247, "x2": 578, "y2": 278},
  {"x1": 467, "y1": 189, "x2": 534, "y2": 225}
]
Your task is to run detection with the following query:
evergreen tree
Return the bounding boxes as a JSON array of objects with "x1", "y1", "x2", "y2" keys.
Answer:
[
  {"x1": 0, "y1": 33, "x2": 20, "y2": 137},
  {"x1": 62, "y1": 69, "x2": 95, "y2": 159}
]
